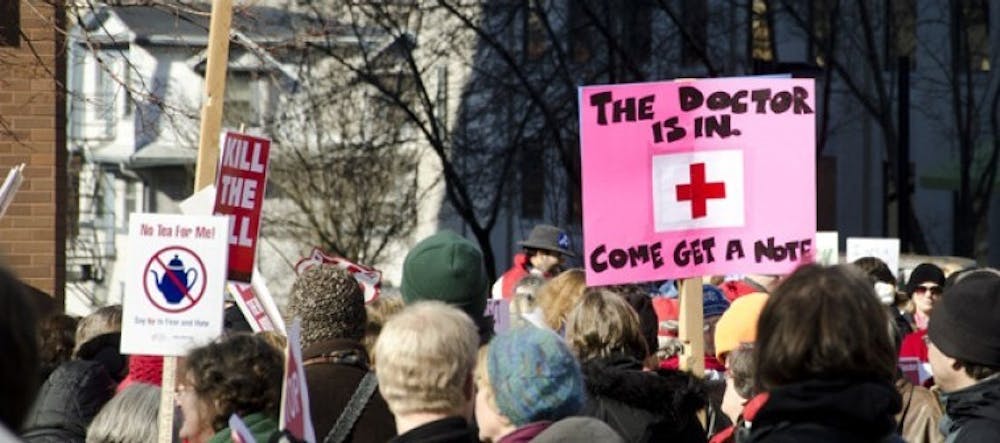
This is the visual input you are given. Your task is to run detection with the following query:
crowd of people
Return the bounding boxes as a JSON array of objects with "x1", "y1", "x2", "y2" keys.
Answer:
[{"x1": 1, "y1": 224, "x2": 999, "y2": 442}]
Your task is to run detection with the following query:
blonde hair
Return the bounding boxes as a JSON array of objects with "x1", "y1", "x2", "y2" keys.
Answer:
[
  {"x1": 363, "y1": 295, "x2": 405, "y2": 361},
  {"x1": 373, "y1": 301, "x2": 478, "y2": 416},
  {"x1": 85, "y1": 383, "x2": 160, "y2": 443},
  {"x1": 75, "y1": 305, "x2": 122, "y2": 354},
  {"x1": 536, "y1": 269, "x2": 587, "y2": 330},
  {"x1": 565, "y1": 289, "x2": 648, "y2": 362}
]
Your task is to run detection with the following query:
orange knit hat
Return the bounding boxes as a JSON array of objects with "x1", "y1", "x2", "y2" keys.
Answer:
[{"x1": 714, "y1": 292, "x2": 769, "y2": 364}]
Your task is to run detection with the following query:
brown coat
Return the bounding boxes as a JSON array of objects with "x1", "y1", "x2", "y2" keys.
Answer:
[
  {"x1": 895, "y1": 378, "x2": 944, "y2": 443},
  {"x1": 303, "y1": 339, "x2": 396, "y2": 443}
]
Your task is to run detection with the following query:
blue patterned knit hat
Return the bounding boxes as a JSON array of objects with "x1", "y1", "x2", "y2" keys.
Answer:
[{"x1": 487, "y1": 325, "x2": 584, "y2": 426}]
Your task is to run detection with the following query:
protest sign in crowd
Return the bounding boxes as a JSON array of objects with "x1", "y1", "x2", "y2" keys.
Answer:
[{"x1": 0, "y1": 78, "x2": 996, "y2": 443}]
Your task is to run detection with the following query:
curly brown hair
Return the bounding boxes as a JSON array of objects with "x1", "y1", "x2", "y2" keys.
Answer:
[{"x1": 185, "y1": 333, "x2": 284, "y2": 431}]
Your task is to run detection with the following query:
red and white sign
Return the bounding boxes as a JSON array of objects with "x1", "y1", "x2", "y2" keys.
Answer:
[
  {"x1": 280, "y1": 320, "x2": 316, "y2": 443},
  {"x1": 579, "y1": 77, "x2": 816, "y2": 285},
  {"x1": 214, "y1": 132, "x2": 271, "y2": 282},
  {"x1": 121, "y1": 213, "x2": 229, "y2": 356},
  {"x1": 227, "y1": 267, "x2": 286, "y2": 333},
  {"x1": 294, "y1": 247, "x2": 382, "y2": 303}
]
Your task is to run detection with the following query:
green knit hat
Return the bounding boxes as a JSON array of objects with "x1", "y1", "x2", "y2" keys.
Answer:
[{"x1": 401, "y1": 231, "x2": 488, "y2": 321}]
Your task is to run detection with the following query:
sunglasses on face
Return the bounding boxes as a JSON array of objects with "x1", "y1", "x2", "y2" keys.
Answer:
[{"x1": 914, "y1": 285, "x2": 943, "y2": 296}]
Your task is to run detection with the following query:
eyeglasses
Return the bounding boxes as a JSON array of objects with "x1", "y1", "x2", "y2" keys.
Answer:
[
  {"x1": 913, "y1": 285, "x2": 943, "y2": 296},
  {"x1": 174, "y1": 384, "x2": 192, "y2": 396}
]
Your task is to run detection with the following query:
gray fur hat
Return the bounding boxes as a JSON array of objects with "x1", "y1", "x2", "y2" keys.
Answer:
[{"x1": 287, "y1": 265, "x2": 366, "y2": 348}]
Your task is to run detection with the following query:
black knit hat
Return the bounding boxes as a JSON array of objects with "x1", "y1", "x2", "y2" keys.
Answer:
[
  {"x1": 927, "y1": 272, "x2": 1000, "y2": 366},
  {"x1": 907, "y1": 263, "x2": 945, "y2": 295}
]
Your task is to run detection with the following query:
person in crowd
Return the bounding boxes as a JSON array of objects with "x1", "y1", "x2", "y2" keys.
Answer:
[
  {"x1": 565, "y1": 288, "x2": 707, "y2": 443},
  {"x1": 476, "y1": 325, "x2": 586, "y2": 442},
  {"x1": 85, "y1": 383, "x2": 160, "y2": 443},
  {"x1": 601, "y1": 284, "x2": 660, "y2": 368},
  {"x1": 288, "y1": 265, "x2": 396, "y2": 443},
  {"x1": 373, "y1": 302, "x2": 479, "y2": 442},
  {"x1": 177, "y1": 334, "x2": 283, "y2": 443},
  {"x1": 509, "y1": 274, "x2": 546, "y2": 329},
  {"x1": 0, "y1": 266, "x2": 40, "y2": 436},
  {"x1": 493, "y1": 224, "x2": 574, "y2": 301},
  {"x1": 23, "y1": 306, "x2": 127, "y2": 442},
  {"x1": 659, "y1": 284, "x2": 730, "y2": 374},
  {"x1": 116, "y1": 355, "x2": 163, "y2": 393},
  {"x1": 708, "y1": 292, "x2": 768, "y2": 443},
  {"x1": 743, "y1": 264, "x2": 903, "y2": 441},
  {"x1": 899, "y1": 263, "x2": 947, "y2": 384},
  {"x1": 853, "y1": 256, "x2": 911, "y2": 335},
  {"x1": 926, "y1": 271, "x2": 1000, "y2": 441},
  {"x1": 38, "y1": 313, "x2": 78, "y2": 382},
  {"x1": 887, "y1": 313, "x2": 943, "y2": 443},
  {"x1": 362, "y1": 294, "x2": 404, "y2": 361},
  {"x1": 401, "y1": 231, "x2": 494, "y2": 344},
  {"x1": 535, "y1": 269, "x2": 587, "y2": 333},
  {"x1": 73, "y1": 305, "x2": 122, "y2": 356},
  {"x1": 718, "y1": 274, "x2": 777, "y2": 301}
]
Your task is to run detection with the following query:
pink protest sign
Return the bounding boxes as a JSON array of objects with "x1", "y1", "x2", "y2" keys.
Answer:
[
  {"x1": 579, "y1": 78, "x2": 816, "y2": 285},
  {"x1": 280, "y1": 320, "x2": 316, "y2": 443}
]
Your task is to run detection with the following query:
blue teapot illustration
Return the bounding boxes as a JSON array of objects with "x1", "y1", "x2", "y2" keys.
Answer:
[{"x1": 150, "y1": 255, "x2": 198, "y2": 304}]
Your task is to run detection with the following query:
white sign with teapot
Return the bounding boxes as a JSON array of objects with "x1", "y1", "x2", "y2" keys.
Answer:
[{"x1": 121, "y1": 213, "x2": 230, "y2": 356}]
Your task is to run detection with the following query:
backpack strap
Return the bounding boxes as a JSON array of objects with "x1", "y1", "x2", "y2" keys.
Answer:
[{"x1": 323, "y1": 372, "x2": 378, "y2": 443}]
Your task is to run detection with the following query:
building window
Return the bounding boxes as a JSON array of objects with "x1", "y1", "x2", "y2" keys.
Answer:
[
  {"x1": 568, "y1": 2, "x2": 592, "y2": 63},
  {"x1": 520, "y1": 145, "x2": 545, "y2": 219},
  {"x1": 809, "y1": 0, "x2": 830, "y2": 66},
  {"x1": 94, "y1": 52, "x2": 118, "y2": 139},
  {"x1": 623, "y1": 2, "x2": 652, "y2": 65},
  {"x1": 524, "y1": 2, "x2": 548, "y2": 61},
  {"x1": 750, "y1": 0, "x2": 774, "y2": 62},
  {"x1": 681, "y1": 0, "x2": 708, "y2": 66},
  {"x1": 0, "y1": 0, "x2": 19, "y2": 47},
  {"x1": 223, "y1": 73, "x2": 258, "y2": 129},
  {"x1": 962, "y1": 0, "x2": 990, "y2": 71},
  {"x1": 887, "y1": 0, "x2": 916, "y2": 69}
]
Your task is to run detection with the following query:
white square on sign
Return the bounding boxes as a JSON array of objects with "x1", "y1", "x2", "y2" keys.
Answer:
[{"x1": 651, "y1": 150, "x2": 745, "y2": 232}]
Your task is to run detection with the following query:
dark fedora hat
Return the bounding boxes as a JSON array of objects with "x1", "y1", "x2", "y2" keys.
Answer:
[{"x1": 518, "y1": 224, "x2": 575, "y2": 257}]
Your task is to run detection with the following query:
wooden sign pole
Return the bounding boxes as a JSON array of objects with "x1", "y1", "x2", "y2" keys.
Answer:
[
  {"x1": 677, "y1": 277, "x2": 705, "y2": 377},
  {"x1": 158, "y1": 0, "x2": 234, "y2": 441}
]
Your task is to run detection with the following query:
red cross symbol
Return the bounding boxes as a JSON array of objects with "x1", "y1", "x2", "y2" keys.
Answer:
[{"x1": 675, "y1": 163, "x2": 727, "y2": 219}]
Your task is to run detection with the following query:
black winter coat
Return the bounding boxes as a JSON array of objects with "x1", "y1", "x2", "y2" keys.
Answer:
[
  {"x1": 20, "y1": 360, "x2": 116, "y2": 443},
  {"x1": 744, "y1": 378, "x2": 904, "y2": 443},
  {"x1": 940, "y1": 375, "x2": 1000, "y2": 442},
  {"x1": 579, "y1": 354, "x2": 708, "y2": 443}
]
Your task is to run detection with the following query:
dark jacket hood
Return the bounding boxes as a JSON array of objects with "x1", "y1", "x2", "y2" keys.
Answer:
[
  {"x1": 581, "y1": 354, "x2": 707, "y2": 418},
  {"x1": 75, "y1": 332, "x2": 127, "y2": 383},
  {"x1": 750, "y1": 378, "x2": 902, "y2": 441}
]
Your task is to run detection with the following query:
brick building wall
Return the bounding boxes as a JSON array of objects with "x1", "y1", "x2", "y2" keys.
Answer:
[{"x1": 0, "y1": 0, "x2": 67, "y2": 305}]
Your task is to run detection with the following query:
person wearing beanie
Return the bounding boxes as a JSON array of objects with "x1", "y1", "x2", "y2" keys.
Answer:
[
  {"x1": 492, "y1": 224, "x2": 574, "y2": 301},
  {"x1": 401, "y1": 231, "x2": 494, "y2": 344},
  {"x1": 899, "y1": 262, "x2": 948, "y2": 386},
  {"x1": 907, "y1": 263, "x2": 946, "y2": 331},
  {"x1": 287, "y1": 266, "x2": 396, "y2": 443},
  {"x1": 475, "y1": 325, "x2": 593, "y2": 442},
  {"x1": 926, "y1": 271, "x2": 1000, "y2": 442},
  {"x1": 709, "y1": 293, "x2": 767, "y2": 443}
]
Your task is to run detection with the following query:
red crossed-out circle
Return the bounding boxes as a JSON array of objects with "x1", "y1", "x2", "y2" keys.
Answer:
[{"x1": 143, "y1": 245, "x2": 208, "y2": 314}]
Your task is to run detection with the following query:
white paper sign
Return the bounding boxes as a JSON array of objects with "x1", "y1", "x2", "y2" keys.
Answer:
[
  {"x1": 846, "y1": 237, "x2": 901, "y2": 278},
  {"x1": 815, "y1": 231, "x2": 839, "y2": 266},
  {"x1": 121, "y1": 213, "x2": 230, "y2": 356}
]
